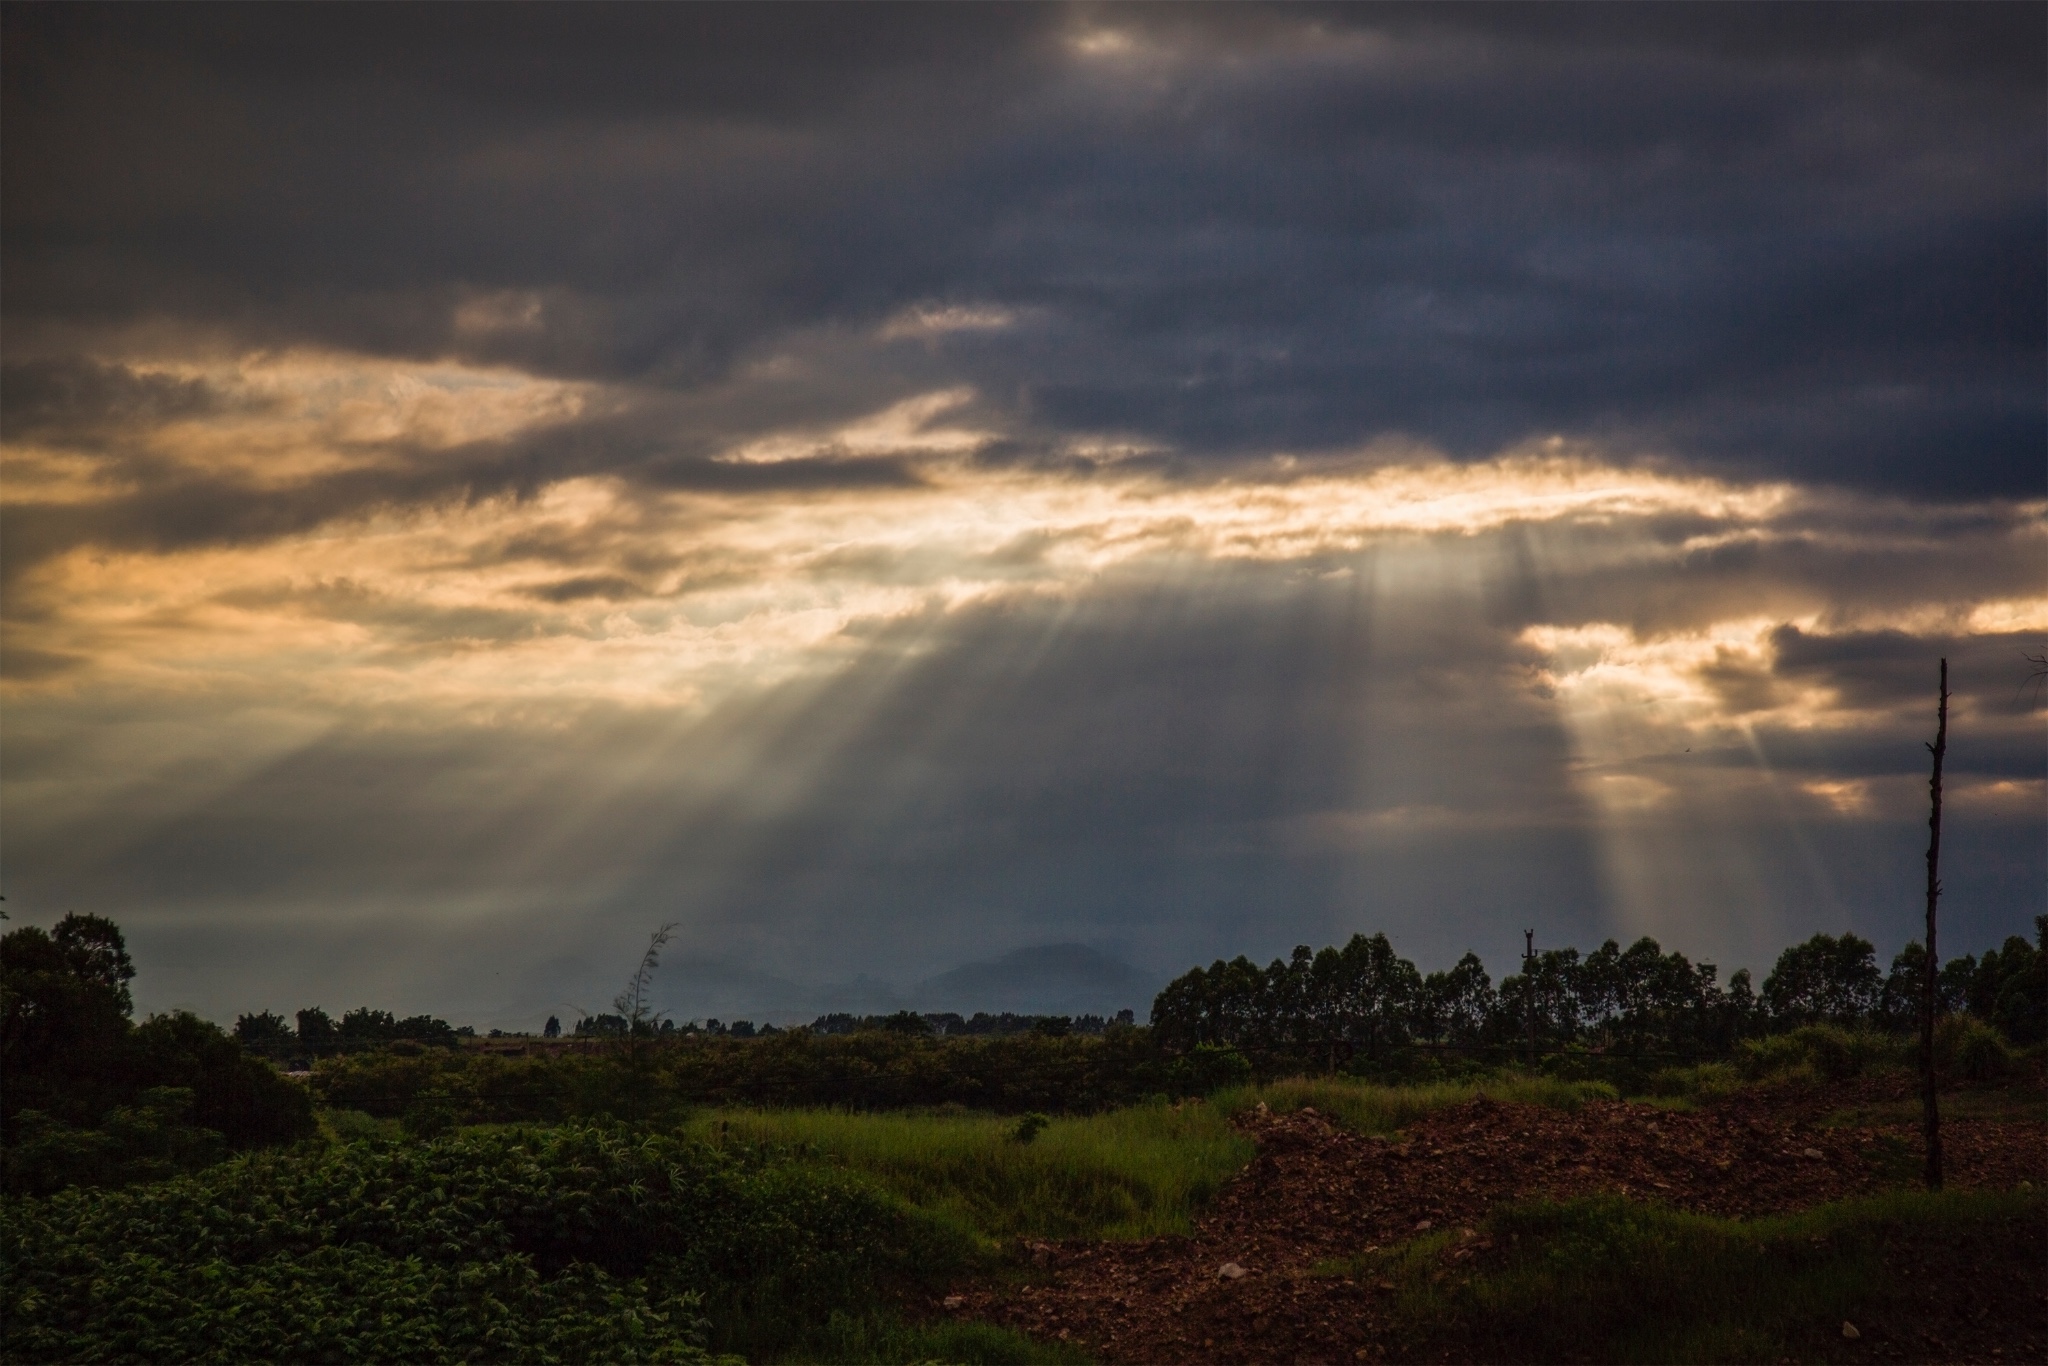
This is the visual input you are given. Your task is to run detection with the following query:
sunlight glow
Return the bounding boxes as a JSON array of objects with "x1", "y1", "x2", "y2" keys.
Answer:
[{"x1": 7, "y1": 348, "x2": 2039, "y2": 964}]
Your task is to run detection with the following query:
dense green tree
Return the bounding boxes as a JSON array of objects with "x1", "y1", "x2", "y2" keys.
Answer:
[
  {"x1": 295, "y1": 1006, "x2": 340, "y2": 1055},
  {"x1": 341, "y1": 1006, "x2": 398, "y2": 1042},
  {"x1": 1761, "y1": 932, "x2": 1881, "y2": 1026},
  {"x1": 1979, "y1": 917, "x2": 2047, "y2": 1044},
  {"x1": 127, "y1": 1011, "x2": 313, "y2": 1150},
  {"x1": 1333, "y1": 932, "x2": 1424, "y2": 1060},
  {"x1": 1416, "y1": 953, "x2": 1495, "y2": 1045},
  {"x1": 1880, "y1": 942, "x2": 1974, "y2": 1029},
  {"x1": 2, "y1": 916, "x2": 139, "y2": 1127},
  {"x1": 233, "y1": 1010, "x2": 294, "y2": 1060},
  {"x1": 2, "y1": 916, "x2": 312, "y2": 1194}
]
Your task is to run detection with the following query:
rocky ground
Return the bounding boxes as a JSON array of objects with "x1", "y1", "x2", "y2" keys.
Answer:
[{"x1": 943, "y1": 1076, "x2": 2048, "y2": 1364}]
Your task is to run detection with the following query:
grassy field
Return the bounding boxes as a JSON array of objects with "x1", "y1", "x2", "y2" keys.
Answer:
[
  {"x1": 684, "y1": 1072, "x2": 1617, "y2": 1249},
  {"x1": 688, "y1": 1100, "x2": 1253, "y2": 1243},
  {"x1": 1333, "y1": 1187, "x2": 2046, "y2": 1364},
  {"x1": 1213, "y1": 1072, "x2": 1617, "y2": 1132},
  {"x1": 20, "y1": 1062, "x2": 2041, "y2": 1365}
]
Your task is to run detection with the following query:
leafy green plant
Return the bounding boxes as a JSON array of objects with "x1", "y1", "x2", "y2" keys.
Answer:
[
  {"x1": 0, "y1": 1122, "x2": 979, "y2": 1363},
  {"x1": 1165, "y1": 1042, "x2": 1253, "y2": 1096},
  {"x1": 1642, "y1": 1061, "x2": 1742, "y2": 1104},
  {"x1": 1735, "y1": 1023, "x2": 1903, "y2": 1082},
  {"x1": 1935, "y1": 1013, "x2": 2016, "y2": 1083}
]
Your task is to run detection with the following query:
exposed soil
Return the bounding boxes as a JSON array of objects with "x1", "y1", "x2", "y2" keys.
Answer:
[{"x1": 944, "y1": 1078, "x2": 2048, "y2": 1364}]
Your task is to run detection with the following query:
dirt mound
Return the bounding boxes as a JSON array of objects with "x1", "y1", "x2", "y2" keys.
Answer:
[{"x1": 945, "y1": 1089, "x2": 2048, "y2": 1363}]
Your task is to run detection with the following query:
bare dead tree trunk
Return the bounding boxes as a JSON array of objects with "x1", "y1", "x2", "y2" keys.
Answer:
[
  {"x1": 1524, "y1": 929, "x2": 1537, "y2": 1068},
  {"x1": 1920, "y1": 659, "x2": 1946, "y2": 1191}
]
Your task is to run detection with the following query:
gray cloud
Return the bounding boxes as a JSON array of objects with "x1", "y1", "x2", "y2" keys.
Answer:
[
  {"x1": 4, "y1": 4, "x2": 2041, "y2": 1027},
  {"x1": 5, "y1": 3, "x2": 2039, "y2": 500}
]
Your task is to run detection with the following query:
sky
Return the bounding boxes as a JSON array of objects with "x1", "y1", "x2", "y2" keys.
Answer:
[{"x1": 3, "y1": 2, "x2": 2043, "y2": 1030}]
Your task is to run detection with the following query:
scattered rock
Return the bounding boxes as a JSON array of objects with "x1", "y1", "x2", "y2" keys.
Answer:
[
  {"x1": 1805, "y1": 1147, "x2": 1825, "y2": 1160},
  {"x1": 1842, "y1": 1321, "x2": 1861, "y2": 1339},
  {"x1": 1218, "y1": 1262, "x2": 1248, "y2": 1280},
  {"x1": 941, "y1": 1295, "x2": 964, "y2": 1310},
  {"x1": 1414, "y1": 1219, "x2": 1433, "y2": 1231}
]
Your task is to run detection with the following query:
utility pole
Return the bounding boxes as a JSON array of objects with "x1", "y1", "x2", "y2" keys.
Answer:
[
  {"x1": 1523, "y1": 929, "x2": 1538, "y2": 1069},
  {"x1": 1920, "y1": 660, "x2": 1947, "y2": 1190}
]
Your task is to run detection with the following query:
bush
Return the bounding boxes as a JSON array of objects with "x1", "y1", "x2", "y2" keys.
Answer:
[
  {"x1": 1367, "y1": 1188, "x2": 2045, "y2": 1364},
  {"x1": 0, "y1": 1122, "x2": 976, "y2": 1362},
  {"x1": 1166, "y1": 1043, "x2": 1254, "y2": 1096},
  {"x1": 1735, "y1": 1024, "x2": 1899, "y2": 1082},
  {"x1": 1643, "y1": 1062, "x2": 1742, "y2": 1103},
  {"x1": 127, "y1": 1011, "x2": 316, "y2": 1150},
  {"x1": 4, "y1": 919, "x2": 313, "y2": 1197},
  {"x1": 0, "y1": 1091, "x2": 228, "y2": 1198},
  {"x1": 1935, "y1": 1014, "x2": 2016, "y2": 1083},
  {"x1": 311, "y1": 1027, "x2": 1180, "y2": 1121}
]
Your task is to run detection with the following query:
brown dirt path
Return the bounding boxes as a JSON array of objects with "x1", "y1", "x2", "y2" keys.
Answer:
[{"x1": 944, "y1": 1084, "x2": 2048, "y2": 1364}]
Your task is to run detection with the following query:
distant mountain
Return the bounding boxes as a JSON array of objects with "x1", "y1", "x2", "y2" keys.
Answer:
[{"x1": 912, "y1": 943, "x2": 1154, "y2": 1017}]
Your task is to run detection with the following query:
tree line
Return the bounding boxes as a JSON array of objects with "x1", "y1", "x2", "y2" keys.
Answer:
[
  {"x1": 1148, "y1": 921, "x2": 2048, "y2": 1068},
  {"x1": 1, "y1": 915, "x2": 314, "y2": 1195},
  {"x1": 233, "y1": 1006, "x2": 469, "y2": 1059}
]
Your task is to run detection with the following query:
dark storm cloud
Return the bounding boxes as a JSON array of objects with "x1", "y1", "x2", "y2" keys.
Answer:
[
  {"x1": 0, "y1": 357, "x2": 230, "y2": 441},
  {"x1": 1771, "y1": 624, "x2": 2048, "y2": 722},
  {"x1": 4, "y1": 4, "x2": 2042, "y2": 1026},
  {"x1": 6, "y1": 3, "x2": 2040, "y2": 501},
  {"x1": 1476, "y1": 495, "x2": 2046, "y2": 644}
]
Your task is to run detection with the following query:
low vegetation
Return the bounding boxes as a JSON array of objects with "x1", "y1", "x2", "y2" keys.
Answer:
[
  {"x1": 5, "y1": 911, "x2": 2043, "y2": 1363},
  {"x1": 690, "y1": 1103, "x2": 1249, "y2": 1245},
  {"x1": 0, "y1": 1122, "x2": 1084, "y2": 1364},
  {"x1": 1355, "y1": 1188, "x2": 2046, "y2": 1364},
  {"x1": 1212, "y1": 1072, "x2": 1617, "y2": 1134},
  {"x1": 1, "y1": 916, "x2": 313, "y2": 1197}
]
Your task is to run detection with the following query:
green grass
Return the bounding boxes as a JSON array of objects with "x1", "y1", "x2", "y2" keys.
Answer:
[
  {"x1": 1817, "y1": 1083, "x2": 2048, "y2": 1129},
  {"x1": 1333, "y1": 1187, "x2": 2046, "y2": 1364},
  {"x1": 773, "y1": 1311, "x2": 1091, "y2": 1365},
  {"x1": 1212, "y1": 1072, "x2": 1618, "y2": 1134},
  {"x1": 686, "y1": 1101, "x2": 1254, "y2": 1244},
  {"x1": 684, "y1": 1074, "x2": 1615, "y2": 1252}
]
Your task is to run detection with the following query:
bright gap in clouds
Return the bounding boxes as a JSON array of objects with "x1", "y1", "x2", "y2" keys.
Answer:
[{"x1": 4, "y1": 357, "x2": 2042, "y2": 1022}]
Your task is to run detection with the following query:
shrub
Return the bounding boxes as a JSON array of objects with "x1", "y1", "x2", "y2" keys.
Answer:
[
  {"x1": 1643, "y1": 1062, "x2": 1742, "y2": 1103},
  {"x1": 1166, "y1": 1043, "x2": 1254, "y2": 1096},
  {"x1": 1735, "y1": 1024, "x2": 1899, "y2": 1082},
  {"x1": 0, "y1": 1122, "x2": 976, "y2": 1362},
  {"x1": 1935, "y1": 1014, "x2": 2016, "y2": 1083},
  {"x1": 1365, "y1": 1188, "x2": 2045, "y2": 1364}
]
